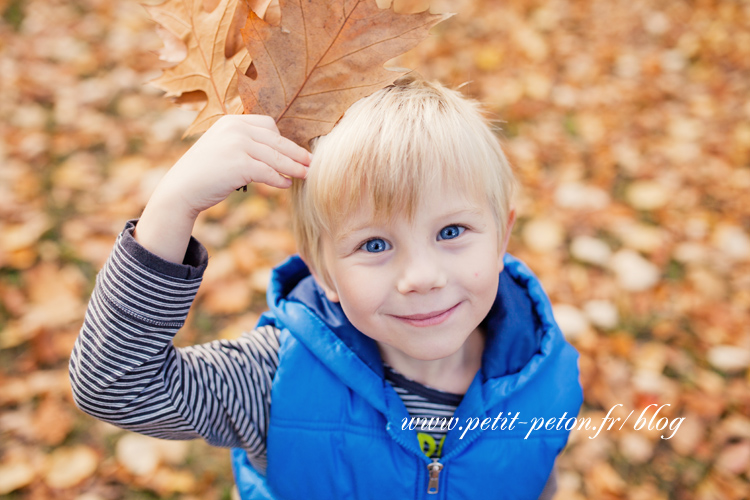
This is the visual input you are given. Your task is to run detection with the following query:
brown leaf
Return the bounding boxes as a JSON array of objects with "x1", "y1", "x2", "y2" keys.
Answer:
[
  {"x1": 147, "y1": 0, "x2": 253, "y2": 136},
  {"x1": 238, "y1": 0, "x2": 450, "y2": 148}
]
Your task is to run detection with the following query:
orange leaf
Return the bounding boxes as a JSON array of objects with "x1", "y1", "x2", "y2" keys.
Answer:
[
  {"x1": 239, "y1": 0, "x2": 450, "y2": 148},
  {"x1": 147, "y1": 0, "x2": 253, "y2": 136}
]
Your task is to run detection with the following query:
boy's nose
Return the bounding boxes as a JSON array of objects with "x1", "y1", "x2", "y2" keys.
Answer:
[{"x1": 396, "y1": 250, "x2": 447, "y2": 295}]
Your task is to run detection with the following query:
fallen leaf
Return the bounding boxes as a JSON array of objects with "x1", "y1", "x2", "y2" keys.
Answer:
[
  {"x1": 668, "y1": 414, "x2": 705, "y2": 456},
  {"x1": 32, "y1": 396, "x2": 74, "y2": 446},
  {"x1": 707, "y1": 345, "x2": 750, "y2": 373},
  {"x1": 612, "y1": 221, "x2": 665, "y2": 254},
  {"x1": 716, "y1": 441, "x2": 750, "y2": 475},
  {"x1": 44, "y1": 446, "x2": 99, "y2": 489},
  {"x1": 238, "y1": 0, "x2": 450, "y2": 147},
  {"x1": 0, "y1": 461, "x2": 36, "y2": 495},
  {"x1": 249, "y1": 267, "x2": 272, "y2": 292},
  {"x1": 522, "y1": 218, "x2": 564, "y2": 253},
  {"x1": 0, "y1": 214, "x2": 51, "y2": 256},
  {"x1": 586, "y1": 462, "x2": 626, "y2": 495},
  {"x1": 16, "y1": 263, "x2": 87, "y2": 344},
  {"x1": 202, "y1": 276, "x2": 252, "y2": 314},
  {"x1": 150, "y1": 467, "x2": 196, "y2": 494},
  {"x1": 218, "y1": 312, "x2": 260, "y2": 340},
  {"x1": 570, "y1": 235, "x2": 612, "y2": 266},
  {"x1": 0, "y1": 370, "x2": 70, "y2": 406},
  {"x1": 582, "y1": 299, "x2": 619, "y2": 329},
  {"x1": 554, "y1": 182, "x2": 610, "y2": 210},
  {"x1": 552, "y1": 303, "x2": 589, "y2": 340},
  {"x1": 619, "y1": 432, "x2": 654, "y2": 464},
  {"x1": 153, "y1": 440, "x2": 190, "y2": 465},
  {"x1": 116, "y1": 434, "x2": 161, "y2": 476},
  {"x1": 712, "y1": 224, "x2": 750, "y2": 261},
  {"x1": 609, "y1": 249, "x2": 661, "y2": 292},
  {"x1": 625, "y1": 180, "x2": 670, "y2": 210}
]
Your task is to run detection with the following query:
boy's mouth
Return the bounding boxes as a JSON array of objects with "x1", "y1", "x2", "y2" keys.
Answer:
[{"x1": 390, "y1": 303, "x2": 461, "y2": 327}]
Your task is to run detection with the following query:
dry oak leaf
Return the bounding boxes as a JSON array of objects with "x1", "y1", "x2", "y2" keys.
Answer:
[
  {"x1": 147, "y1": 0, "x2": 253, "y2": 136},
  {"x1": 239, "y1": 0, "x2": 451, "y2": 148}
]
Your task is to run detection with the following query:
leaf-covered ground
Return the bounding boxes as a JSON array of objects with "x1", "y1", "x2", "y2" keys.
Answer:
[{"x1": 1, "y1": 0, "x2": 749, "y2": 498}]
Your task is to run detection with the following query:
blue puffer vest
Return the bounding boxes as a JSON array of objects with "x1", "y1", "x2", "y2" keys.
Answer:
[{"x1": 231, "y1": 254, "x2": 583, "y2": 500}]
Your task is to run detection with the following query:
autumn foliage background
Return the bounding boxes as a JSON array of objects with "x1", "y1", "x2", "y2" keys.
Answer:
[{"x1": 1, "y1": 0, "x2": 750, "y2": 498}]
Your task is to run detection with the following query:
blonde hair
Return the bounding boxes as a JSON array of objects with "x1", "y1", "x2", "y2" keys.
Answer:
[{"x1": 290, "y1": 75, "x2": 517, "y2": 287}]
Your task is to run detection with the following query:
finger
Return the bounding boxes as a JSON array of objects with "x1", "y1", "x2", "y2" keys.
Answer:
[
  {"x1": 236, "y1": 114, "x2": 279, "y2": 133},
  {"x1": 247, "y1": 126, "x2": 312, "y2": 166},
  {"x1": 246, "y1": 139, "x2": 310, "y2": 180},
  {"x1": 245, "y1": 159, "x2": 294, "y2": 189}
]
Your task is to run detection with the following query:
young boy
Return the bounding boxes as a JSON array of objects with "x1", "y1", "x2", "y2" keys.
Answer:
[{"x1": 70, "y1": 76, "x2": 582, "y2": 499}]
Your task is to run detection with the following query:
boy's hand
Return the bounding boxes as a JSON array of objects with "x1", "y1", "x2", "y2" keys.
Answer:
[
  {"x1": 155, "y1": 115, "x2": 311, "y2": 219},
  {"x1": 133, "y1": 115, "x2": 311, "y2": 264}
]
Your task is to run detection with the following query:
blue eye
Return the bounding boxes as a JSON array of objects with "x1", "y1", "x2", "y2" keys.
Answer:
[
  {"x1": 361, "y1": 238, "x2": 391, "y2": 253},
  {"x1": 438, "y1": 225, "x2": 465, "y2": 240}
]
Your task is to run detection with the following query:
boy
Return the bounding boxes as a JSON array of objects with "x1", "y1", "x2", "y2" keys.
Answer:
[{"x1": 70, "y1": 76, "x2": 582, "y2": 499}]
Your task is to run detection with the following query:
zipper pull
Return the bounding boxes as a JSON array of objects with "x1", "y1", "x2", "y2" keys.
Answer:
[{"x1": 427, "y1": 458, "x2": 443, "y2": 494}]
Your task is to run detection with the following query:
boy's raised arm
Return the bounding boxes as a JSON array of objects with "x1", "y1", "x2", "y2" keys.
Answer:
[{"x1": 70, "y1": 115, "x2": 309, "y2": 457}]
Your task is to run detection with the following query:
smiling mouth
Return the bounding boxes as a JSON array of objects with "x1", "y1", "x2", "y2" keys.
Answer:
[{"x1": 391, "y1": 303, "x2": 461, "y2": 327}]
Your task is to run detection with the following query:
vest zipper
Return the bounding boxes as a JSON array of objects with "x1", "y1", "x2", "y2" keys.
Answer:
[
  {"x1": 425, "y1": 414, "x2": 487, "y2": 495},
  {"x1": 386, "y1": 422, "x2": 442, "y2": 496},
  {"x1": 427, "y1": 458, "x2": 443, "y2": 494}
]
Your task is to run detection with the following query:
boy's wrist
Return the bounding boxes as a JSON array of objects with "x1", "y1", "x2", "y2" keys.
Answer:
[
  {"x1": 149, "y1": 181, "x2": 201, "y2": 222},
  {"x1": 134, "y1": 190, "x2": 200, "y2": 265}
]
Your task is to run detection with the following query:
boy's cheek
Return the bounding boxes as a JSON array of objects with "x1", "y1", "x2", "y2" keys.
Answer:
[
  {"x1": 335, "y1": 275, "x2": 382, "y2": 314},
  {"x1": 462, "y1": 250, "x2": 500, "y2": 281}
]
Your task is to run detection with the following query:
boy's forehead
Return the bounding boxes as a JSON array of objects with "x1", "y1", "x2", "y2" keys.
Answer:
[
  {"x1": 330, "y1": 192, "x2": 487, "y2": 242},
  {"x1": 330, "y1": 202, "x2": 390, "y2": 241}
]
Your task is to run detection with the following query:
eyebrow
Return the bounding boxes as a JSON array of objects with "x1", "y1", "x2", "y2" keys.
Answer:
[{"x1": 333, "y1": 206, "x2": 484, "y2": 244}]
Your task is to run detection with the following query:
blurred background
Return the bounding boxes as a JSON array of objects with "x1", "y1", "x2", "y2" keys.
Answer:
[{"x1": 1, "y1": 0, "x2": 749, "y2": 498}]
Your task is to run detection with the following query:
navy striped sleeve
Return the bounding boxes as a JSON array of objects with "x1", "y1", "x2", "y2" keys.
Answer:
[{"x1": 69, "y1": 219, "x2": 280, "y2": 472}]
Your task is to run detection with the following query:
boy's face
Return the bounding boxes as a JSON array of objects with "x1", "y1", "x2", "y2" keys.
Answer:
[{"x1": 312, "y1": 187, "x2": 516, "y2": 363}]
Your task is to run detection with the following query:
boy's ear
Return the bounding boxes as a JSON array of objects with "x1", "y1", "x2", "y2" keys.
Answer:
[
  {"x1": 498, "y1": 207, "x2": 517, "y2": 269},
  {"x1": 300, "y1": 256, "x2": 341, "y2": 303},
  {"x1": 310, "y1": 269, "x2": 340, "y2": 303}
]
